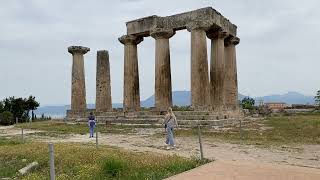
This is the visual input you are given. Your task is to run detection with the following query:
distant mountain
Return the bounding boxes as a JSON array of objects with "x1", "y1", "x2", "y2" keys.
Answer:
[
  {"x1": 254, "y1": 91, "x2": 315, "y2": 105},
  {"x1": 35, "y1": 91, "x2": 315, "y2": 118},
  {"x1": 141, "y1": 91, "x2": 191, "y2": 107}
]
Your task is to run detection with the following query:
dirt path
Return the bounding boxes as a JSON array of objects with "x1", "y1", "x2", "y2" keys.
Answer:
[
  {"x1": 0, "y1": 125, "x2": 42, "y2": 136},
  {"x1": 2, "y1": 126, "x2": 320, "y2": 169},
  {"x1": 165, "y1": 160, "x2": 320, "y2": 180}
]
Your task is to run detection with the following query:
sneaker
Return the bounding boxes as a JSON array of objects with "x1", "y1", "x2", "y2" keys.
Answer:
[{"x1": 166, "y1": 146, "x2": 171, "y2": 150}]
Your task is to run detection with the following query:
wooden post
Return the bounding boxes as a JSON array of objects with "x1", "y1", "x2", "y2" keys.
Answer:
[
  {"x1": 197, "y1": 123, "x2": 204, "y2": 160},
  {"x1": 239, "y1": 119, "x2": 243, "y2": 142},
  {"x1": 96, "y1": 124, "x2": 99, "y2": 149},
  {"x1": 49, "y1": 143, "x2": 56, "y2": 180},
  {"x1": 21, "y1": 128, "x2": 24, "y2": 143}
]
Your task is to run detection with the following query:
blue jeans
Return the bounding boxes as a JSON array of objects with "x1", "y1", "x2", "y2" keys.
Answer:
[
  {"x1": 89, "y1": 126, "x2": 95, "y2": 137},
  {"x1": 166, "y1": 127, "x2": 175, "y2": 146}
]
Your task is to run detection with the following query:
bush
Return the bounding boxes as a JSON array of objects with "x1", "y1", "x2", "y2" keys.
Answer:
[
  {"x1": 0, "y1": 111, "x2": 13, "y2": 125},
  {"x1": 103, "y1": 156, "x2": 128, "y2": 177}
]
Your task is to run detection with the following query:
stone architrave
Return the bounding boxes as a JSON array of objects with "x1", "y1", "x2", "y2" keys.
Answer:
[
  {"x1": 207, "y1": 30, "x2": 228, "y2": 111},
  {"x1": 150, "y1": 28, "x2": 175, "y2": 111},
  {"x1": 68, "y1": 46, "x2": 90, "y2": 112},
  {"x1": 96, "y1": 50, "x2": 112, "y2": 112},
  {"x1": 119, "y1": 35, "x2": 143, "y2": 112},
  {"x1": 187, "y1": 21, "x2": 211, "y2": 110},
  {"x1": 224, "y1": 36, "x2": 240, "y2": 110}
]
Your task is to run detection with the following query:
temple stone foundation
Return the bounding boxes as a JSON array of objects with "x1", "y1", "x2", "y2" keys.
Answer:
[{"x1": 66, "y1": 7, "x2": 242, "y2": 127}]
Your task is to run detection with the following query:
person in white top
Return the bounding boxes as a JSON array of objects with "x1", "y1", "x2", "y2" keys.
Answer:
[{"x1": 163, "y1": 107, "x2": 178, "y2": 150}]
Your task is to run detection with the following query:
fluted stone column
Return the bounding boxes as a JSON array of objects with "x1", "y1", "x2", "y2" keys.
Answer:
[
  {"x1": 119, "y1": 35, "x2": 143, "y2": 112},
  {"x1": 224, "y1": 37, "x2": 240, "y2": 110},
  {"x1": 207, "y1": 30, "x2": 228, "y2": 111},
  {"x1": 68, "y1": 46, "x2": 90, "y2": 112},
  {"x1": 150, "y1": 28, "x2": 175, "y2": 111},
  {"x1": 187, "y1": 22, "x2": 211, "y2": 110},
  {"x1": 96, "y1": 50, "x2": 112, "y2": 112}
]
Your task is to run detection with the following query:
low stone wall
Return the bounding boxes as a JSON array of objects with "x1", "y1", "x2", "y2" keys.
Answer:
[{"x1": 284, "y1": 109, "x2": 315, "y2": 114}]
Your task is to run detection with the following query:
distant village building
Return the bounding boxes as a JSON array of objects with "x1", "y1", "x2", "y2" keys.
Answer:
[{"x1": 265, "y1": 102, "x2": 288, "y2": 112}]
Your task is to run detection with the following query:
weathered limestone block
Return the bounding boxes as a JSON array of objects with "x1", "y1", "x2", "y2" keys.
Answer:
[
  {"x1": 96, "y1": 50, "x2": 112, "y2": 112},
  {"x1": 68, "y1": 46, "x2": 90, "y2": 112},
  {"x1": 187, "y1": 21, "x2": 211, "y2": 110},
  {"x1": 119, "y1": 35, "x2": 143, "y2": 111},
  {"x1": 224, "y1": 36, "x2": 240, "y2": 110},
  {"x1": 18, "y1": 161, "x2": 39, "y2": 175},
  {"x1": 126, "y1": 7, "x2": 237, "y2": 37},
  {"x1": 150, "y1": 28, "x2": 175, "y2": 111},
  {"x1": 207, "y1": 30, "x2": 228, "y2": 111}
]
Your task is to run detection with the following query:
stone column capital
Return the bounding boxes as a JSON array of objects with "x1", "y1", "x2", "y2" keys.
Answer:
[
  {"x1": 68, "y1": 46, "x2": 90, "y2": 55},
  {"x1": 186, "y1": 21, "x2": 212, "y2": 32},
  {"x1": 150, "y1": 28, "x2": 175, "y2": 39},
  {"x1": 118, "y1": 35, "x2": 143, "y2": 45},
  {"x1": 225, "y1": 36, "x2": 240, "y2": 46},
  {"x1": 206, "y1": 29, "x2": 228, "y2": 40}
]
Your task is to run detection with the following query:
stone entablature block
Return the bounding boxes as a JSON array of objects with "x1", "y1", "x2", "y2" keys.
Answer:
[{"x1": 126, "y1": 7, "x2": 237, "y2": 37}]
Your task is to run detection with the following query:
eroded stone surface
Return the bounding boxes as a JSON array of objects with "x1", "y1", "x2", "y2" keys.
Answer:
[
  {"x1": 207, "y1": 30, "x2": 228, "y2": 111},
  {"x1": 119, "y1": 35, "x2": 142, "y2": 111},
  {"x1": 151, "y1": 28, "x2": 175, "y2": 111},
  {"x1": 96, "y1": 50, "x2": 112, "y2": 112},
  {"x1": 68, "y1": 46, "x2": 89, "y2": 112},
  {"x1": 126, "y1": 7, "x2": 237, "y2": 37}
]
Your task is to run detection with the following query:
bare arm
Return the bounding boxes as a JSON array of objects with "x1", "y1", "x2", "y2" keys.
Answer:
[{"x1": 173, "y1": 115, "x2": 178, "y2": 127}]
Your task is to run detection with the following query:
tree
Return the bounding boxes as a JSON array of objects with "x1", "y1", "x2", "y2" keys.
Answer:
[
  {"x1": 26, "y1": 95, "x2": 40, "y2": 120},
  {"x1": 0, "y1": 111, "x2": 14, "y2": 125},
  {"x1": 0, "y1": 96, "x2": 40, "y2": 123},
  {"x1": 315, "y1": 90, "x2": 320, "y2": 106},
  {"x1": 0, "y1": 101, "x2": 3, "y2": 113},
  {"x1": 241, "y1": 97, "x2": 255, "y2": 110}
]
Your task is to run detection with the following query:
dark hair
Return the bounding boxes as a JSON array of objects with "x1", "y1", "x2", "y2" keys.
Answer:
[{"x1": 90, "y1": 112, "x2": 93, "y2": 115}]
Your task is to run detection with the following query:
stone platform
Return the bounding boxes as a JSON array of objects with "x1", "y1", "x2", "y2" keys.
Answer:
[{"x1": 66, "y1": 110, "x2": 243, "y2": 128}]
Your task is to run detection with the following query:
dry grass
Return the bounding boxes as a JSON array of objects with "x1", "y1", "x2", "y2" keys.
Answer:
[
  {"x1": 172, "y1": 113, "x2": 320, "y2": 146},
  {"x1": 0, "y1": 139, "x2": 206, "y2": 179}
]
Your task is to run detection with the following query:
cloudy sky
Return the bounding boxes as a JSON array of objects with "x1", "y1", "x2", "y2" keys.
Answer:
[{"x1": 1, "y1": 0, "x2": 319, "y2": 106}]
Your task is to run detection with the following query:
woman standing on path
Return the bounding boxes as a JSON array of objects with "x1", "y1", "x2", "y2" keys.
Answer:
[
  {"x1": 164, "y1": 107, "x2": 178, "y2": 150},
  {"x1": 88, "y1": 112, "x2": 96, "y2": 138}
]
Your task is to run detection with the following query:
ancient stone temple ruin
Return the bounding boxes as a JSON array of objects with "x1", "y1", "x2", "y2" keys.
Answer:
[{"x1": 66, "y1": 7, "x2": 242, "y2": 127}]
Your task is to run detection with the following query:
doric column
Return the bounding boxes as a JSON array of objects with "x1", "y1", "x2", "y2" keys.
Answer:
[
  {"x1": 68, "y1": 46, "x2": 90, "y2": 112},
  {"x1": 150, "y1": 28, "x2": 175, "y2": 111},
  {"x1": 207, "y1": 30, "x2": 228, "y2": 111},
  {"x1": 119, "y1": 35, "x2": 143, "y2": 112},
  {"x1": 96, "y1": 50, "x2": 112, "y2": 112},
  {"x1": 224, "y1": 36, "x2": 240, "y2": 110},
  {"x1": 187, "y1": 21, "x2": 211, "y2": 110}
]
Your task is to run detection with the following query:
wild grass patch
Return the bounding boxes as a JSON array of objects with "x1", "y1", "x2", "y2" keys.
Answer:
[
  {"x1": 0, "y1": 142, "x2": 205, "y2": 179},
  {"x1": 157, "y1": 114, "x2": 320, "y2": 146}
]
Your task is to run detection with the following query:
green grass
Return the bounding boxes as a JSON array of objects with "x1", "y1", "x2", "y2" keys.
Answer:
[
  {"x1": 15, "y1": 113, "x2": 320, "y2": 146},
  {"x1": 0, "y1": 138, "x2": 28, "y2": 178},
  {"x1": 0, "y1": 139, "x2": 206, "y2": 179},
  {"x1": 15, "y1": 121, "x2": 155, "y2": 135},
  {"x1": 170, "y1": 114, "x2": 320, "y2": 146}
]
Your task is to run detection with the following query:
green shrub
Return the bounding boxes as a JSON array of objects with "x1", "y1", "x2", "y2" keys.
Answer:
[
  {"x1": 0, "y1": 111, "x2": 13, "y2": 125},
  {"x1": 103, "y1": 156, "x2": 128, "y2": 177}
]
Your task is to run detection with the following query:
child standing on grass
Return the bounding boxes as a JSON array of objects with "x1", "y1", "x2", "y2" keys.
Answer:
[
  {"x1": 164, "y1": 107, "x2": 178, "y2": 150},
  {"x1": 88, "y1": 112, "x2": 96, "y2": 138}
]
